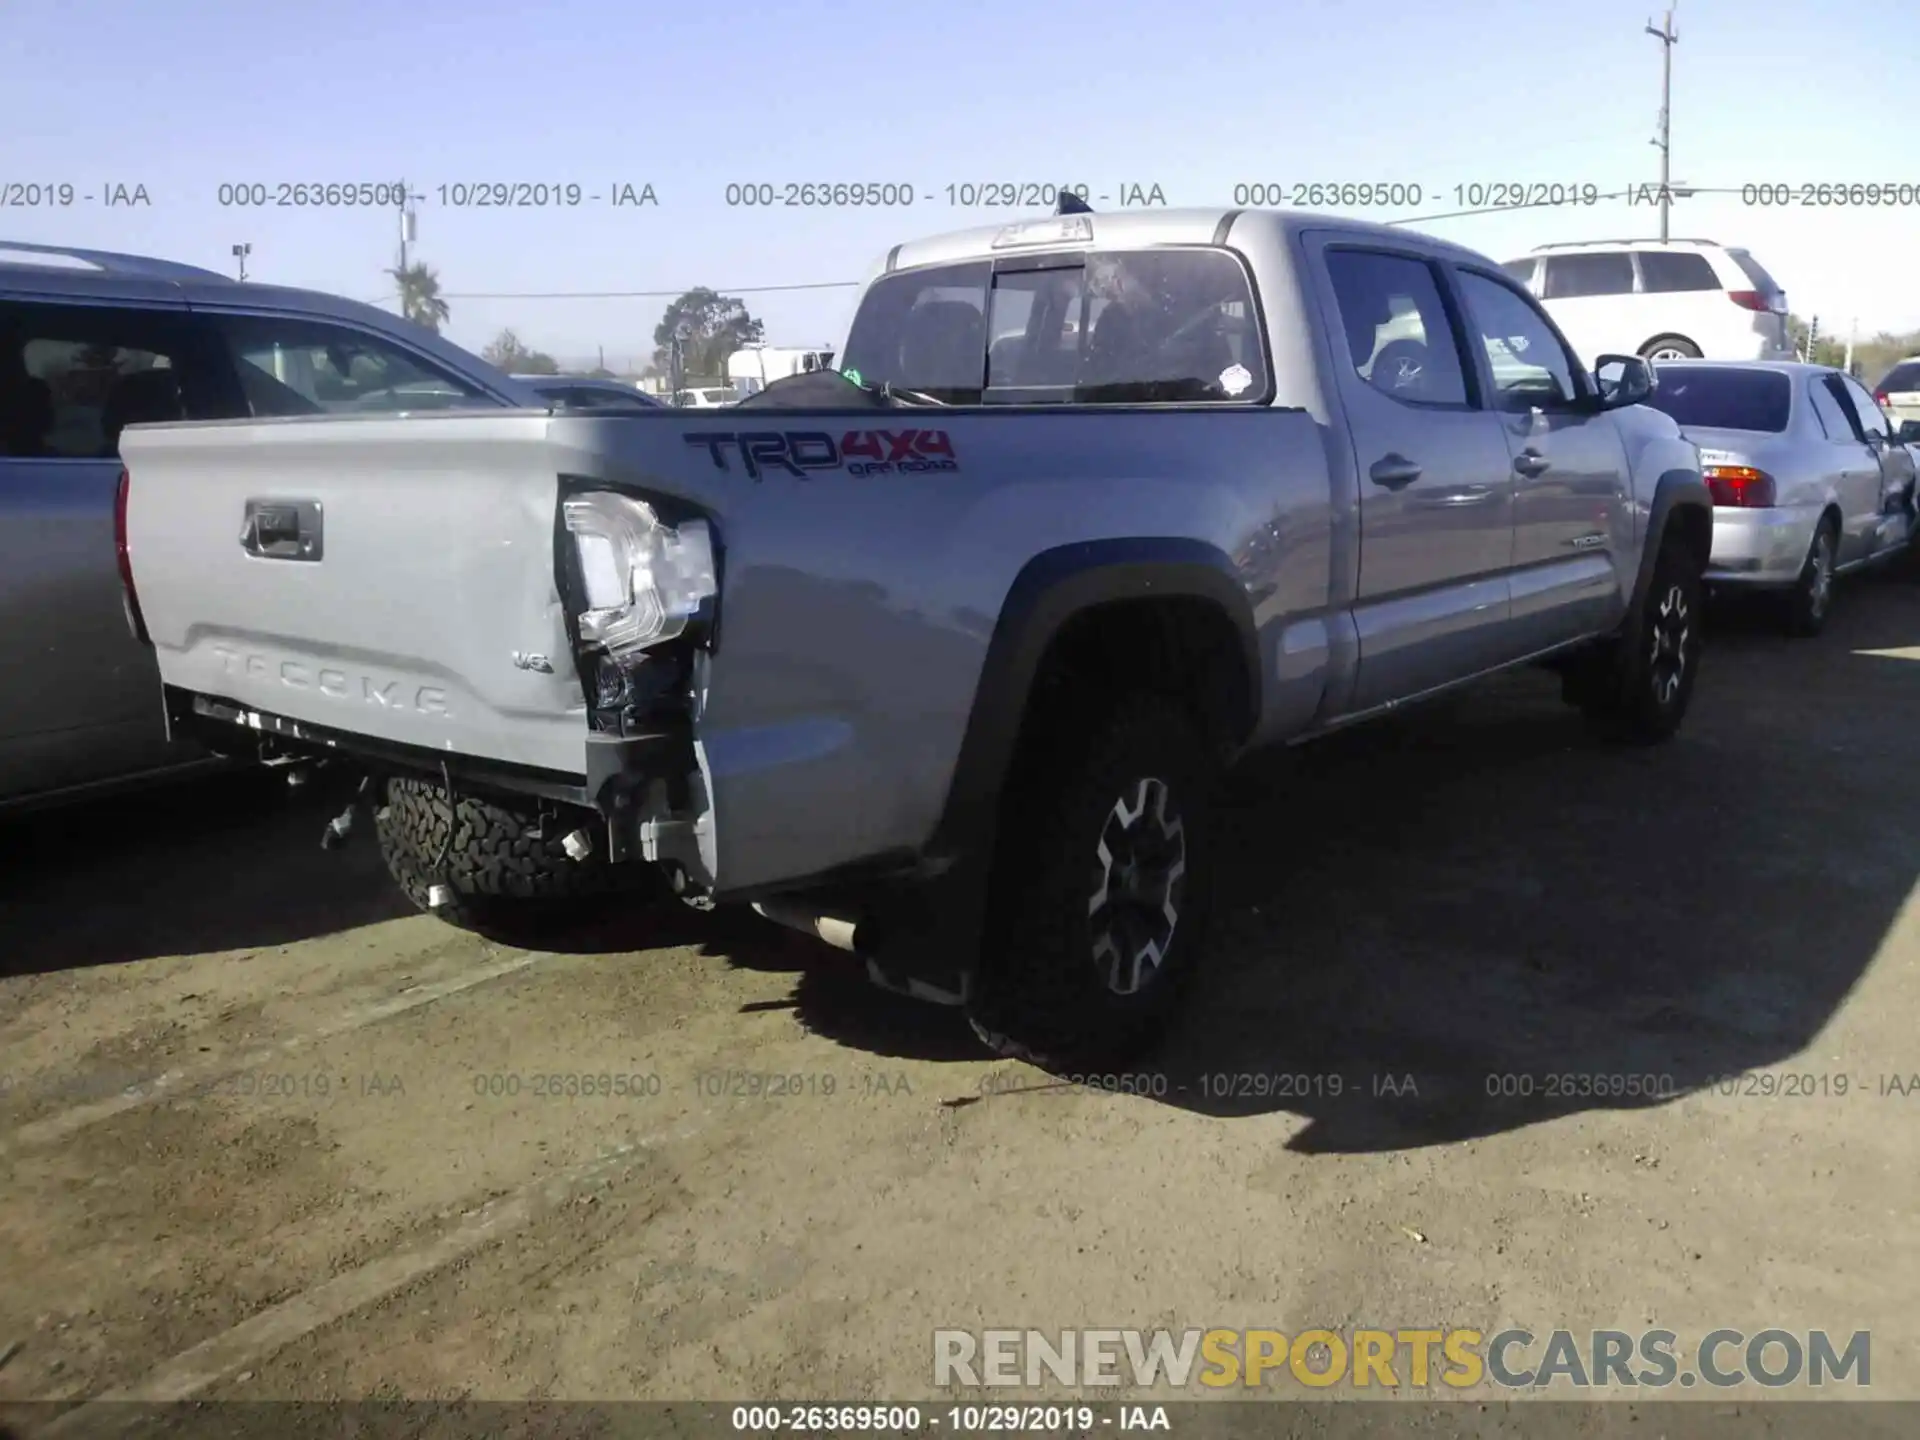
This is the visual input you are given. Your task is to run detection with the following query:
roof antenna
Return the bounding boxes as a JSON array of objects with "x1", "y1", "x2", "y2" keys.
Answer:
[{"x1": 1055, "y1": 187, "x2": 1093, "y2": 216}]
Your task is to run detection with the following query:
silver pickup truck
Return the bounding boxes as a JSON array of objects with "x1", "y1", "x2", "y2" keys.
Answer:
[{"x1": 117, "y1": 203, "x2": 1712, "y2": 1067}]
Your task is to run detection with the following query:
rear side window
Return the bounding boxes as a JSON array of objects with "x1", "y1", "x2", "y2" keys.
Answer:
[
  {"x1": 838, "y1": 249, "x2": 1269, "y2": 405},
  {"x1": 212, "y1": 314, "x2": 489, "y2": 416},
  {"x1": 1876, "y1": 361, "x2": 1920, "y2": 394},
  {"x1": 1807, "y1": 379, "x2": 1856, "y2": 440},
  {"x1": 1641, "y1": 366, "x2": 1791, "y2": 432},
  {"x1": 1636, "y1": 251, "x2": 1719, "y2": 292},
  {"x1": 1322, "y1": 249, "x2": 1469, "y2": 406},
  {"x1": 1542, "y1": 253, "x2": 1634, "y2": 299},
  {"x1": 0, "y1": 300, "x2": 236, "y2": 459},
  {"x1": 1838, "y1": 375, "x2": 1891, "y2": 441}
]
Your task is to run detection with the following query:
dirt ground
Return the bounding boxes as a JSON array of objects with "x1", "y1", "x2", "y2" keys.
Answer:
[{"x1": 2, "y1": 573, "x2": 1917, "y2": 1430}]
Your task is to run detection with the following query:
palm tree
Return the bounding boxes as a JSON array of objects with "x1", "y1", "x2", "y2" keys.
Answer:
[{"x1": 388, "y1": 259, "x2": 450, "y2": 332}]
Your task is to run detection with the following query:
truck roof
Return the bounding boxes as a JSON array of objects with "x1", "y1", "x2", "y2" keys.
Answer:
[{"x1": 878, "y1": 206, "x2": 1495, "y2": 276}]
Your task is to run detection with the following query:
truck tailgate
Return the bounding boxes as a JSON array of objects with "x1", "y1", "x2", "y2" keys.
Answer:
[{"x1": 120, "y1": 412, "x2": 590, "y2": 776}]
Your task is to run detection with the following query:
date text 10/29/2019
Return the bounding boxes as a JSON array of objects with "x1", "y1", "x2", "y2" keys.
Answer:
[{"x1": 722, "y1": 183, "x2": 1169, "y2": 208}]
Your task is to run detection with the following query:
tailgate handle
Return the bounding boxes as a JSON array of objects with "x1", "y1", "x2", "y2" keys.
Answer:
[{"x1": 240, "y1": 499, "x2": 323, "y2": 561}]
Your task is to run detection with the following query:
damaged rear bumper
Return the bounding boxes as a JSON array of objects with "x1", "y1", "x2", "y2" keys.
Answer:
[{"x1": 164, "y1": 685, "x2": 717, "y2": 890}]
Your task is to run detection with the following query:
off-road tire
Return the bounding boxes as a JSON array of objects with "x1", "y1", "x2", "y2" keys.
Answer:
[
  {"x1": 1581, "y1": 531, "x2": 1705, "y2": 745},
  {"x1": 373, "y1": 775, "x2": 626, "y2": 940},
  {"x1": 1782, "y1": 516, "x2": 1839, "y2": 637},
  {"x1": 967, "y1": 695, "x2": 1219, "y2": 1070}
]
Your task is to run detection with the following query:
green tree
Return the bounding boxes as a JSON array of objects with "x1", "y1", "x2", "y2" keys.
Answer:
[
  {"x1": 481, "y1": 329, "x2": 559, "y2": 374},
  {"x1": 388, "y1": 259, "x2": 451, "y2": 332},
  {"x1": 652, "y1": 288, "x2": 764, "y2": 378}
]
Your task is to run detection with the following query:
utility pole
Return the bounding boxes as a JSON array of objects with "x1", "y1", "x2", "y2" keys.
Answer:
[
  {"x1": 1845, "y1": 318, "x2": 1858, "y2": 378},
  {"x1": 1806, "y1": 315, "x2": 1819, "y2": 363},
  {"x1": 394, "y1": 185, "x2": 419, "y2": 318},
  {"x1": 231, "y1": 243, "x2": 250, "y2": 282},
  {"x1": 1646, "y1": 5, "x2": 1678, "y2": 242},
  {"x1": 397, "y1": 183, "x2": 418, "y2": 273}
]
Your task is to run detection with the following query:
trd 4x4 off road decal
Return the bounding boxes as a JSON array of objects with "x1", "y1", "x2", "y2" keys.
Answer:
[{"x1": 684, "y1": 429, "x2": 958, "y2": 480}]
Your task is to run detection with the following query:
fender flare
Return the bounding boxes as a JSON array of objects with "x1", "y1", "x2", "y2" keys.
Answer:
[
  {"x1": 1626, "y1": 469, "x2": 1712, "y2": 630},
  {"x1": 923, "y1": 537, "x2": 1259, "y2": 863}
]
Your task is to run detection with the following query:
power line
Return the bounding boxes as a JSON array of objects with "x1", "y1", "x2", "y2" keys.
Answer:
[
  {"x1": 1386, "y1": 189, "x2": 1640, "y2": 226},
  {"x1": 441, "y1": 279, "x2": 862, "y2": 300},
  {"x1": 405, "y1": 189, "x2": 1745, "y2": 302}
]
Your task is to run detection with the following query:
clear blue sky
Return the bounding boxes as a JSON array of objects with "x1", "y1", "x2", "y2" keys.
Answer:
[{"x1": 4, "y1": 0, "x2": 1916, "y2": 367}]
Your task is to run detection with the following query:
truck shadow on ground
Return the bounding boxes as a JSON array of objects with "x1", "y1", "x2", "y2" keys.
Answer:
[
  {"x1": 0, "y1": 770, "x2": 414, "y2": 980},
  {"x1": 777, "y1": 569, "x2": 1920, "y2": 1151}
]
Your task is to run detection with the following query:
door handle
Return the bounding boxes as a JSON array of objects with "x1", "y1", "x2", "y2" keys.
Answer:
[
  {"x1": 1369, "y1": 455, "x2": 1422, "y2": 490},
  {"x1": 240, "y1": 499, "x2": 324, "y2": 561},
  {"x1": 1513, "y1": 449, "x2": 1550, "y2": 478}
]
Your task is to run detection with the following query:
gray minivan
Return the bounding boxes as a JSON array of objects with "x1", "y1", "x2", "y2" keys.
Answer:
[{"x1": 0, "y1": 241, "x2": 540, "y2": 809}]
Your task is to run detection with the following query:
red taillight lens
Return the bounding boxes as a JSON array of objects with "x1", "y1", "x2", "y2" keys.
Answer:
[
  {"x1": 1876, "y1": 393, "x2": 1890, "y2": 406},
  {"x1": 1704, "y1": 465, "x2": 1776, "y2": 507},
  {"x1": 115, "y1": 466, "x2": 150, "y2": 645},
  {"x1": 1726, "y1": 289, "x2": 1769, "y2": 312}
]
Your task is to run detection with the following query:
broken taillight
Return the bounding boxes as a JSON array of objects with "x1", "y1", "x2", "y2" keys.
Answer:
[{"x1": 115, "y1": 466, "x2": 150, "y2": 644}]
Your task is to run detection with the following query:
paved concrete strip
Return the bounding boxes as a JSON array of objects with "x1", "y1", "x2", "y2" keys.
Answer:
[
  {"x1": 2, "y1": 949, "x2": 555, "y2": 1155},
  {"x1": 38, "y1": 1130, "x2": 684, "y2": 1436}
]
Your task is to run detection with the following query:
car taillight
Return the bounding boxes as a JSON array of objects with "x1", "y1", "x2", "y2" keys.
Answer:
[
  {"x1": 115, "y1": 466, "x2": 150, "y2": 645},
  {"x1": 1727, "y1": 290, "x2": 1769, "y2": 312},
  {"x1": 1704, "y1": 465, "x2": 1776, "y2": 507},
  {"x1": 1876, "y1": 393, "x2": 1890, "y2": 406}
]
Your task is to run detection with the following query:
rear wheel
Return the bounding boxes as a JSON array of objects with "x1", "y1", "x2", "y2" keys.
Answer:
[
  {"x1": 373, "y1": 775, "x2": 633, "y2": 941},
  {"x1": 1782, "y1": 517, "x2": 1839, "y2": 637},
  {"x1": 1580, "y1": 532, "x2": 1704, "y2": 744},
  {"x1": 967, "y1": 695, "x2": 1219, "y2": 1069},
  {"x1": 1639, "y1": 335, "x2": 1702, "y2": 362}
]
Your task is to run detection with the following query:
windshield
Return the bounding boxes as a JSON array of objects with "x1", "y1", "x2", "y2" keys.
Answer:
[
  {"x1": 1643, "y1": 365, "x2": 1792, "y2": 432},
  {"x1": 839, "y1": 248, "x2": 1269, "y2": 405}
]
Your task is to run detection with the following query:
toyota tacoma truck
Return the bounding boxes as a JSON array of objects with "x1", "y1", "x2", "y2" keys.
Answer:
[{"x1": 115, "y1": 201, "x2": 1712, "y2": 1066}]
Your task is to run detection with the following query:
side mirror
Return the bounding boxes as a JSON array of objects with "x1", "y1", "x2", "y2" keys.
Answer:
[
  {"x1": 1896, "y1": 420, "x2": 1920, "y2": 446},
  {"x1": 1592, "y1": 353, "x2": 1655, "y2": 409}
]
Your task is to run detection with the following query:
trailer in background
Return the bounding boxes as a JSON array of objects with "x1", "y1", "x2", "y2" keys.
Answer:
[{"x1": 727, "y1": 346, "x2": 836, "y2": 400}]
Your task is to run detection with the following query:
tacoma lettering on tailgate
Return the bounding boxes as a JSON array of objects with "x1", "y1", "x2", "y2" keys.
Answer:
[
  {"x1": 210, "y1": 644, "x2": 450, "y2": 716},
  {"x1": 683, "y1": 429, "x2": 958, "y2": 480}
]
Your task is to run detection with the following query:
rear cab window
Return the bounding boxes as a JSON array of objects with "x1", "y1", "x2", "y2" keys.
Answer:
[
  {"x1": 1641, "y1": 366, "x2": 1792, "y2": 432},
  {"x1": 838, "y1": 247, "x2": 1269, "y2": 405}
]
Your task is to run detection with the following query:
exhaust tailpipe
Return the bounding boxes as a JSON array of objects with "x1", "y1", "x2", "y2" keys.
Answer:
[{"x1": 751, "y1": 899, "x2": 859, "y2": 953}]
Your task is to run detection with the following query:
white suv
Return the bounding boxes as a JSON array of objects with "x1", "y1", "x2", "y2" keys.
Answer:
[{"x1": 1500, "y1": 239, "x2": 1792, "y2": 367}]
